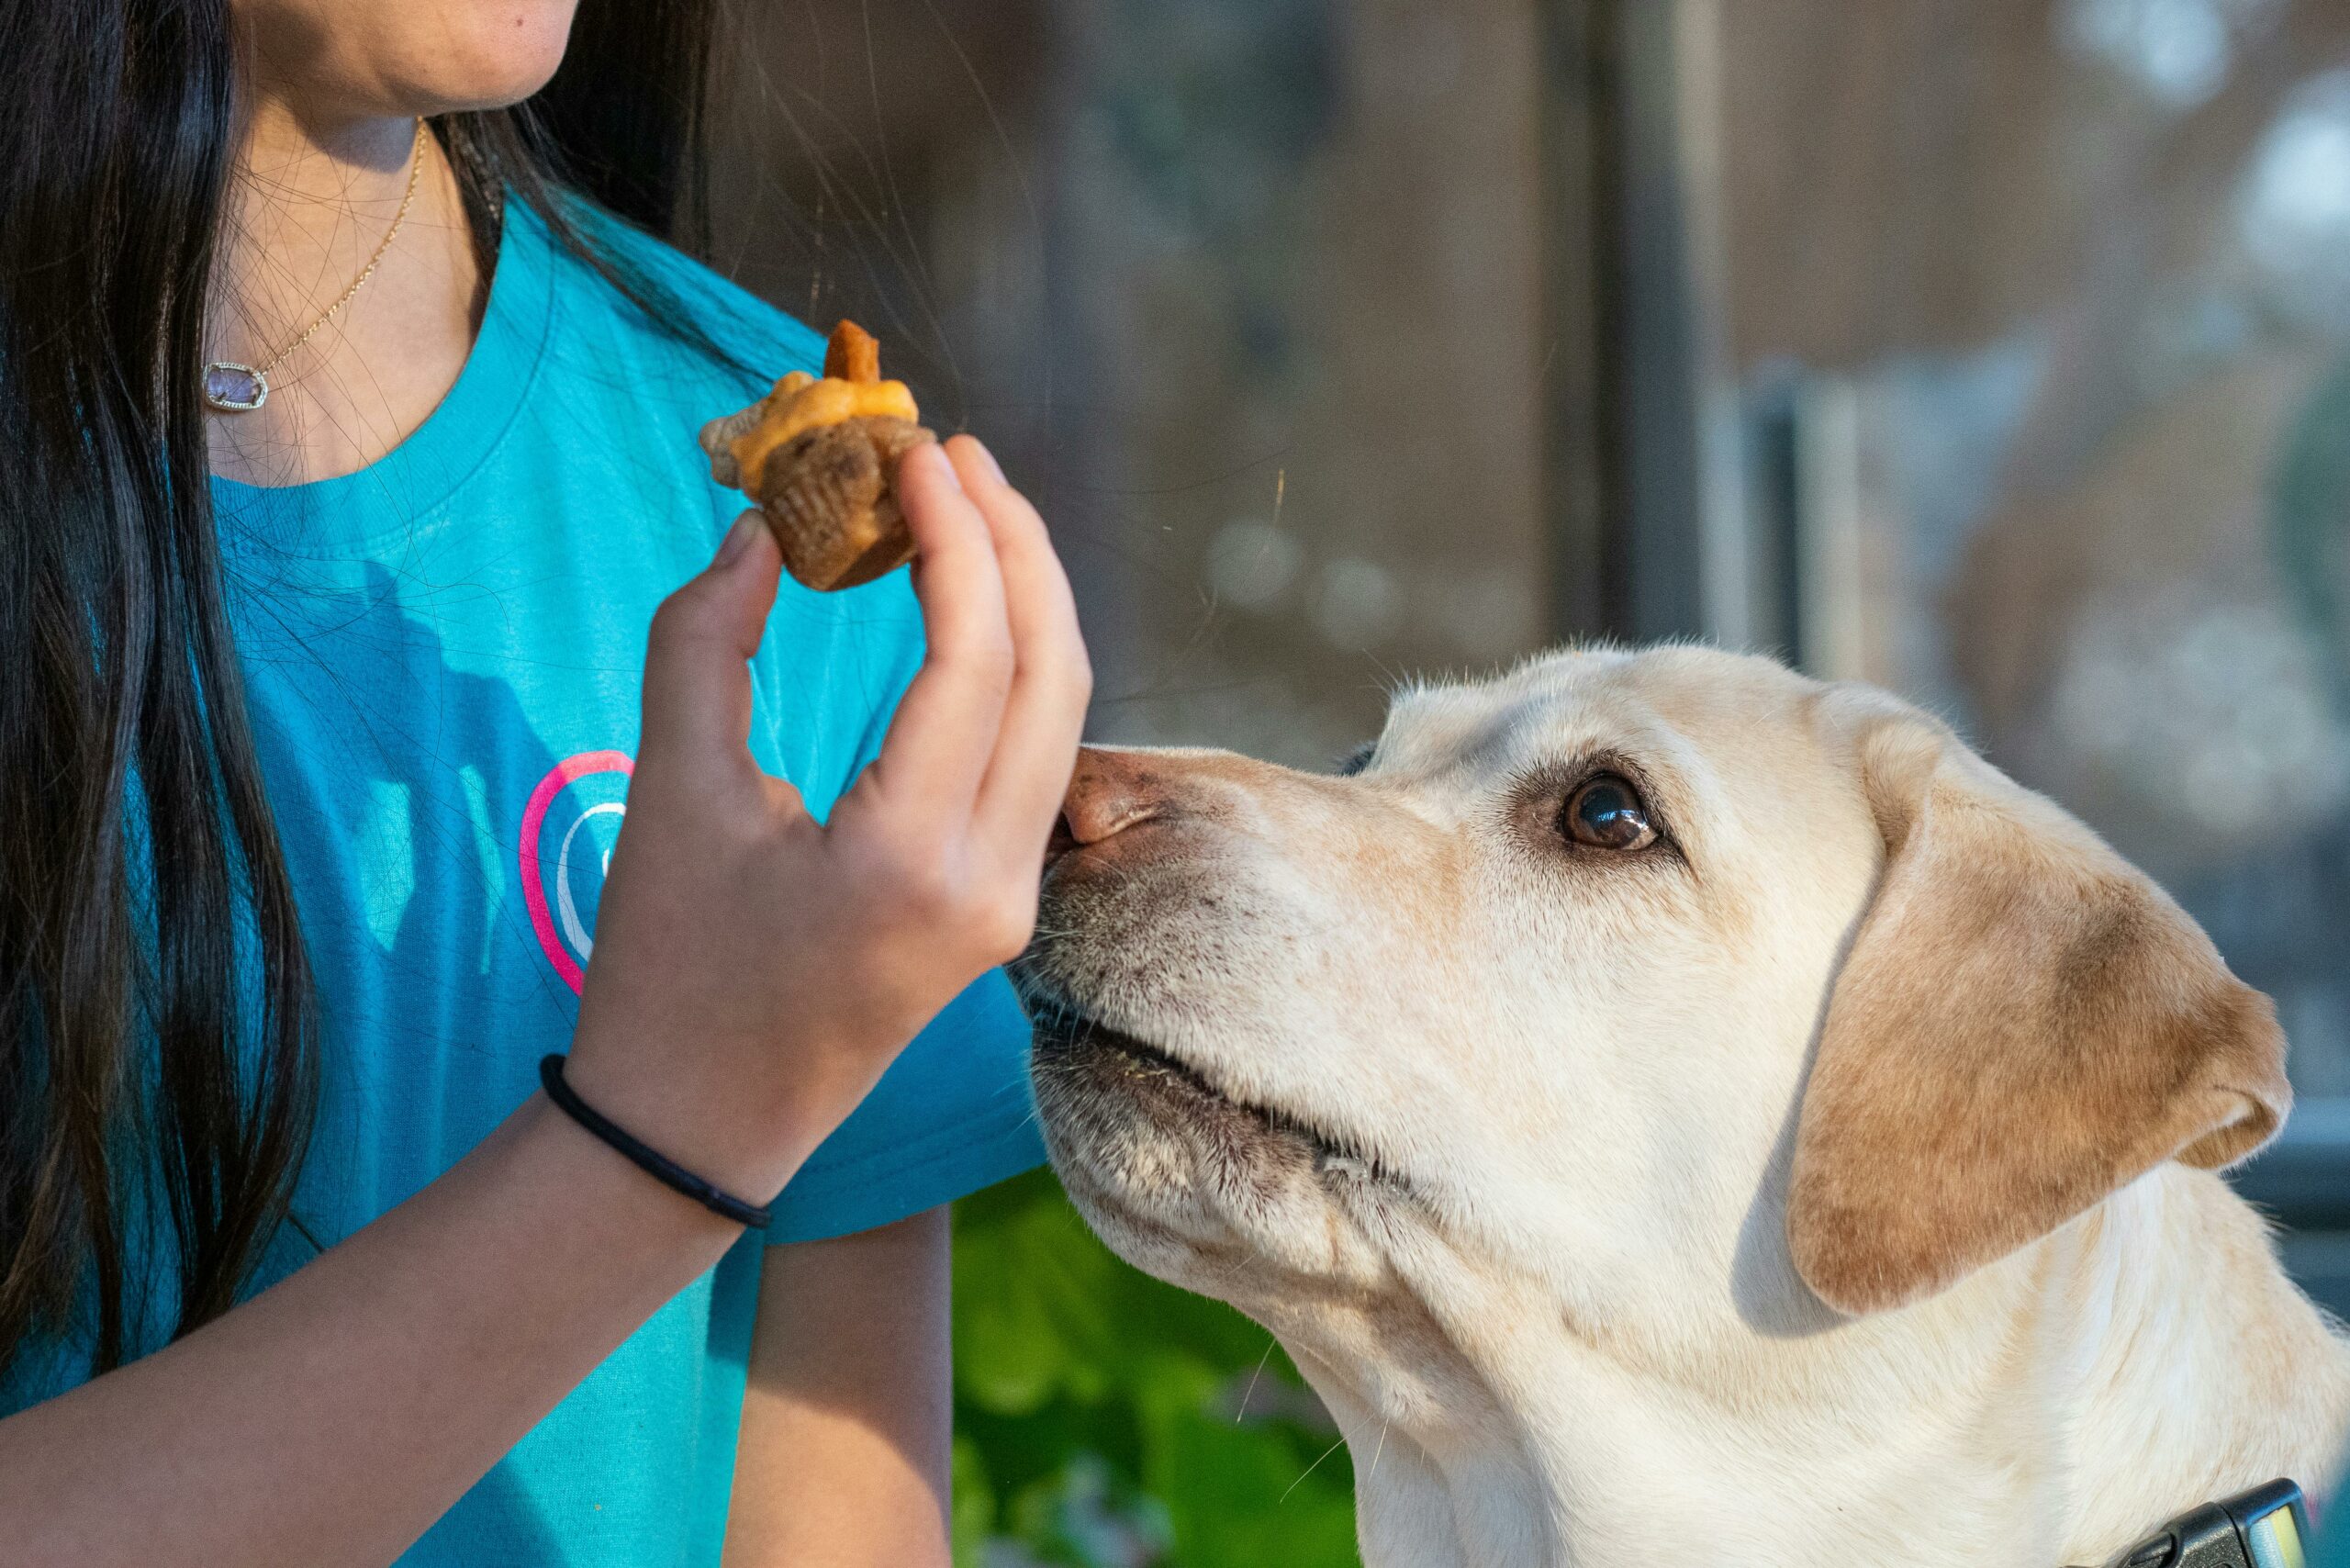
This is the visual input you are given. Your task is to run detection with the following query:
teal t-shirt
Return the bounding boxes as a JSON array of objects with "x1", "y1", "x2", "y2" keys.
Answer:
[{"x1": 9, "y1": 200, "x2": 1045, "y2": 1562}]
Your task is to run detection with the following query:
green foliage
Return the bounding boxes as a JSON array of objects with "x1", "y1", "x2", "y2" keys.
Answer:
[{"x1": 952, "y1": 1169, "x2": 1359, "y2": 1568}]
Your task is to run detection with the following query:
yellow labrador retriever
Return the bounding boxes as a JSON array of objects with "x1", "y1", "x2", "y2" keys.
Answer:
[{"x1": 1018, "y1": 646, "x2": 2350, "y2": 1567}]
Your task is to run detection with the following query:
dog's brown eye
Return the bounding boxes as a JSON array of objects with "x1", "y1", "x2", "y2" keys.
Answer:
[{"x1": 1563, "y1": 775, "x2": 1655, "y2": 850}]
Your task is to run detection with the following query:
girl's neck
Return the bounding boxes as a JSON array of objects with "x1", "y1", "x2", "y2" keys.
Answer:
[{"x1": 206, "y1": 97, "x2": 484, "y2": 488}]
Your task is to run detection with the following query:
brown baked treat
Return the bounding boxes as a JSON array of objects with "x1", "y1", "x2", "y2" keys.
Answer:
[
  {"x1": 754, "y1": 415, "x2": 935, "y2": 591},
  {"x1": 698, "y1": 319, "x2": 935, "y2": 592}
]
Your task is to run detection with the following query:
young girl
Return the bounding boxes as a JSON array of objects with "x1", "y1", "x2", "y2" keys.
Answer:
[{"x1": 0, "y1": 2, "x2": 1090, "y2": 1563}]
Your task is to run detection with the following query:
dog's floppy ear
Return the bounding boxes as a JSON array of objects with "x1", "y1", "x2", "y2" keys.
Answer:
[{"x1": 1785, "y1": 702, "x2": 2288, "y2": 1316}]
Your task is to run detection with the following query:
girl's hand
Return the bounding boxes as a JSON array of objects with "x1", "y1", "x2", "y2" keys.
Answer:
[{"x1": 563, "y1": 434, "x2": 1091, "y2": 1205}]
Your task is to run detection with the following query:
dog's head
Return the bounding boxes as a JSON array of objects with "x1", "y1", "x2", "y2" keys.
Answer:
[{"x1": 1018, "y1": 646, "x2": 2288, "y2": 1372}]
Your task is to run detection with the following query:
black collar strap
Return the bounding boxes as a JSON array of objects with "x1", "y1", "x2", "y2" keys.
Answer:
[{"x1": 2073, "y1": 1478, "x2": 2309, "y2": 1568}]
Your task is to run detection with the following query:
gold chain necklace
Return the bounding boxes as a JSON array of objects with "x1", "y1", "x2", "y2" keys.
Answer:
[{"x1": 203, "y1": 118, "x2": 428, "y2": 414}]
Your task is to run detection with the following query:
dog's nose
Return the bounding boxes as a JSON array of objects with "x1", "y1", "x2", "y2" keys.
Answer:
[{"x1": 1048, "y1": 748, "x2": 1171, "y2": 870}]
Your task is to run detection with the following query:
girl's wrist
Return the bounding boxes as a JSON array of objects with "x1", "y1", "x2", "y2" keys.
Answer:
[
  {"x1": 507, "y1": 1092, "x2": 761, "y2": 1266},
  {"x1": 552, "y1": 1022, "x2": 838, "y2": 1216}
]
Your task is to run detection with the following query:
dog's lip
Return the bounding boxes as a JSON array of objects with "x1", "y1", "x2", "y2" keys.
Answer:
[{"x1": 1025, "y1": 992, "x2": 1400, "y2": 1185}]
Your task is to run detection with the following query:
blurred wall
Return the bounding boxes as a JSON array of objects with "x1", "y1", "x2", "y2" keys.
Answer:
[
  {"x1": 707, "y1": 0, "x2": 1559, "y2": 769},
  {"x1": 1700, "y1": 0, "x2": 2350, "y2": 1109}
]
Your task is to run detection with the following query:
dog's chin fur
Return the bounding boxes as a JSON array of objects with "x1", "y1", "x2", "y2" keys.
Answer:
[{"x1": 1020, "y1": 987, "x2": 1407, "y2": 1302}]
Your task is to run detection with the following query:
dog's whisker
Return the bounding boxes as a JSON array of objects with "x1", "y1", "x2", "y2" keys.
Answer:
[
  {"x1": 1234, "y1": 1338, "x2": 1277, "y2": 1424},
  {"x1": 1278, "y1": 1431, "x2": 1349, "y2": 1505}
]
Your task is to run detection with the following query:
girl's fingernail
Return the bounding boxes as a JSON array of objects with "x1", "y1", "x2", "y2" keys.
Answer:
[
  {"x1": 713, "y1": 512, "x2": 759, "y2": 567},
  {"x1": 976, "y1": 440, "x2": 1006, "y2": 486},
  {"x1": 922, "y1": 441, "x2": 965, "y2": 493}
]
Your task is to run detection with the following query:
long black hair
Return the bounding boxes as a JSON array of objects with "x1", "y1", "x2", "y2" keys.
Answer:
[{"x1": 0, "y1": 0, "x2": 724, "y2": 1378}]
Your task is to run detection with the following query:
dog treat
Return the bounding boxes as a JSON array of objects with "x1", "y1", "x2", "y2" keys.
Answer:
[{"x1": 699, "y1": 319, "x2": 935, "y2": 592}]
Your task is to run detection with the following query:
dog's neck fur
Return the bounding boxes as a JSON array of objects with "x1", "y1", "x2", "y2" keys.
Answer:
[
  {"x1": 2027, "y1": 1169, "x2": 2350, "y2": 1559},
  {"x1": 1282, "y1": 1169, "x2": 2350, "y2": 1568}
]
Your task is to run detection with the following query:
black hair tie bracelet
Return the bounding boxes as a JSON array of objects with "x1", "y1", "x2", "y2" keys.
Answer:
[{"x1": 538, "y1": 1055, "x2": 772, "y2": 1229}]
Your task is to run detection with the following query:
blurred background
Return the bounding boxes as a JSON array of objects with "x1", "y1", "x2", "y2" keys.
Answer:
[{"x1": 699, "y1": 1, "x2": 2350, "y2": 1562}]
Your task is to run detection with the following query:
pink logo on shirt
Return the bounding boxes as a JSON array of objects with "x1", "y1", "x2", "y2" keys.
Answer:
[{"x1": 520, "y1": 750, "x2": 634, "y2": 994}]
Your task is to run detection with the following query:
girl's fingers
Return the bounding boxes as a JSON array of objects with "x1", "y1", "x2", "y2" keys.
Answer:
[
  {"x1": 637, "y1": 514, "x2": 783, "y2": 782},
  {"x1": 945, "y1": 437, "x2": 1093, "y2": 855},
  {"x1": 862, "y1": 442, "x2": 1016, "y2": 817}
]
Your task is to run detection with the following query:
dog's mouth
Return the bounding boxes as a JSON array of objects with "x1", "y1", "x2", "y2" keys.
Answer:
[{"x1": 1024, "y1": 991, "x2": 1401, "y2": 1189}]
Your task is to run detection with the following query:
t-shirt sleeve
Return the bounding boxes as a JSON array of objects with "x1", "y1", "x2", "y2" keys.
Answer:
[
  {"x1": 766, "y1": 969, "x2": 1046, "y2": 1242},
  {"x1": 762, "y1": 577, "x2": 1047, "y2": 1243}
]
